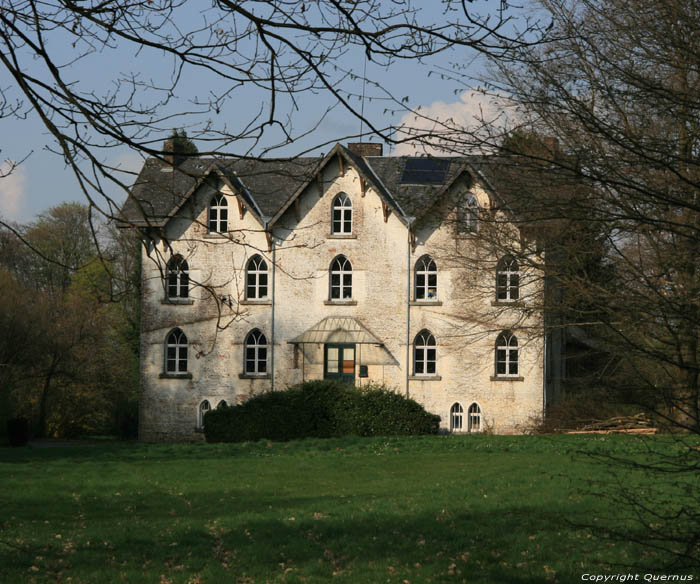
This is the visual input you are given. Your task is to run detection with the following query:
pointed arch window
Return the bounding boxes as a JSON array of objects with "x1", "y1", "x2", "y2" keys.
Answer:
[
  {"x1": 468, "y1": 403, "x2": 482, "y2": 432},
  {"x1": 495, "y1": 331, "x2": 519, "y2": 377},
  {"x1": 165, "y1": 328, "x2": 188, "y2": 374},
  {"x1": 458, "y1": 193, "x2": 479, "y2": 233},
  {"x1": 208, "y1": 193, "x2": 228, "y2": 233},
  {"x1": 198, "y1": 400, "x2": 210, "y2": 429},
  {"x1": 166, "y1": 255, "x2": 189, "y2": 299},
  {"x1": 330, "y1": 255, "x2": 352, "y2": 300},
  {"x1": 246, "y1": 255, "x2": 269, "y2": 300},
  {"x1": 216, "y1": 400, "x2": 228, "y2": 409},
  {"x1": 331, "y1": 193, "x2": 352, "y2": 234},
  {"x1": 496, "y1": 256, "x2": 520, "y2": 301},
  {"x1": 244, "y1": 329, "x2": 268, "y2": 375},
  {"x1": 415, "y1": 255, "x2": 438, "y2": 300},
  {"x1": 450, "y1": 403, "x2": 463, "y2": 432},
  {"x1": 413, "y1": 330, "x2": 436, "y2": 375}
]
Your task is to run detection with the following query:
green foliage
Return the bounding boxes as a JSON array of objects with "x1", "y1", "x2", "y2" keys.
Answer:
[
  {"x1": 204, "y1": 380, "x2": 440, "y2": 442},
  {"x1": 168, "y1": 128, "x2": 198, "y2": 155}
]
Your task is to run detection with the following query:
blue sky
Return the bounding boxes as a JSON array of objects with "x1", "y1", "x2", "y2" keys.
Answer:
[{"x1": 0, "y1": 1, "x2": 524, "y2": 224}]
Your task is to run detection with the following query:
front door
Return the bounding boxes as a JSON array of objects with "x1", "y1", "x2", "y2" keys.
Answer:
[{"x1": 324, "y1": 344, "x2": 355, "y2": 385}]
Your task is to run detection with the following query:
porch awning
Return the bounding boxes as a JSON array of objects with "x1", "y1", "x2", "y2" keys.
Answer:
[{"x1": 288, "y1": 317, "x2": 384, "y2": 345}]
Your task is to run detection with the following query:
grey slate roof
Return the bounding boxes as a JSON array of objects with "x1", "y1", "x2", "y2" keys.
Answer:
[{"x1": 120, "y1": 144, "x2": 509, "y2": 227}]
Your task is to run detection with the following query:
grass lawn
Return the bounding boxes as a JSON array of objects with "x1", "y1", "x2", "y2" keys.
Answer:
[{"x1": 0, "y1": 435, "x2": 696, "y2": 583}]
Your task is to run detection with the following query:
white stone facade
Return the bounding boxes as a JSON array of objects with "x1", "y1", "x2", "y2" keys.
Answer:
[{"x1": 131, "y1": 144, "x2": 545, "y2": 441}]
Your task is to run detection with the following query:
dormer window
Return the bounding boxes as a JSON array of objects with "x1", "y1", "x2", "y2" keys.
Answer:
[
  {"x1": 208, "y1": 194, "x2": 228, "y2": 233},
  {"x1": 331, "y1": 193, "x2": 352, "y2": 235},
  {"x1": 457, "y1": 193, "x2": 479, "y2": 233}
]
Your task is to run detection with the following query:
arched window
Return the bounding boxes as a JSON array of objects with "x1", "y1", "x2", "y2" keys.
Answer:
[
  {"x1": 166, "y1": 255, "x2": 189, "y2": 299},
  {"x1": 330, "y1": 255, "x2": 352, "y2": 300},
  {"x1": 458, "y1": 193, "x2": 479, "y2": 233},
  {"x1": 413, "y1": 330, "x2": 436, "y2": 375},
  {"x1": 331, "y1": 193, "x2": 352, "y2": 234},
  {"x1": 165, "y1": 328, "x2": 188, "y2": 374},
  {"x1": 415, "y1": 255, "x2": 438, "y2": 300},
  {"x1": 496, "y1": 256, "x2": 520, "y2": 301},
  {"x1": 450, "y1": 403, "x2": 463, "y2": 431},
  {"x1": 198, "y1": 400, "x2": 210, "y2": 429},
  {"x1": 468, "y1": 403, "x2": 481, "y2": 432},
  {"x1": 244, "y1": 329, "x2": 268, "y2": 375},
  {"x1": 495, "y1": 331, "x2": 519, "y2": 377},
  {"x1": 208, "y1": 193, "x2": 228, "y2": 233},
  {"x1": 216, "y1": 400, "x2": 228, "y2": 409},
  {"x1": 246, "y1": 255, "x2": 269, "y2": 300}
]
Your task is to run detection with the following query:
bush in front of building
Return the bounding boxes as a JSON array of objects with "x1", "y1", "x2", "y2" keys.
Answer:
[{"x1": 203, "y1": 380, "x2": 440, "y2": 442}]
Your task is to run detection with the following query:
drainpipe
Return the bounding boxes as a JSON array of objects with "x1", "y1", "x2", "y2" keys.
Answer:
[
  {"x1": 267, "y1": 219, "x2": 276, "y2": 392},
  {"x1": 405, "y1": 217, "x2": 415, "y2": 398}
]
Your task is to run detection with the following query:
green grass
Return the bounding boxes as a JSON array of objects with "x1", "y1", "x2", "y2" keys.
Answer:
[{"x1": 0, "y1": 435, "x2": 696, "y2": 583}]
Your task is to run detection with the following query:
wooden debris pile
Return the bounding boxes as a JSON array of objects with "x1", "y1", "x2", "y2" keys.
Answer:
[{"x1": 563, "y1": 413, "x2": 657, "y2": 435}]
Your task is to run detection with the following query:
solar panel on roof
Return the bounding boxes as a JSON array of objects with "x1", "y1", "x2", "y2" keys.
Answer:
[{"x1": 400, "y1": 158, "x2": 451, "y2": 184}]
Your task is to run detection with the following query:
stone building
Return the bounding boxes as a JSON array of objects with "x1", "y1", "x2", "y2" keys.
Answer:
[{"x1": 121, "y1": 142, "x2": 548, "y2": 441}]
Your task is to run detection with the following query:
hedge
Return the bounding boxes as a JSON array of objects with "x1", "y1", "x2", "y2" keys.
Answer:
[{"x1": 203, "y1": 380, "x2": 440, "y2": 442}]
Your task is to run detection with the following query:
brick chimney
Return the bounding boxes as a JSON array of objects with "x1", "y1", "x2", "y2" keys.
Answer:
[
  {"x1": 347, "y1": 142, "x2": 383, "y2": 157},
  {"x1": 162, "y1": 139, "x2": 188, "y2": 166}
]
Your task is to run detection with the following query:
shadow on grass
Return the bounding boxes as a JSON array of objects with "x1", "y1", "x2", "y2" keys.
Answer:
[{"x1": 1, "y1": 494, "x2": 586, "y2": 583}]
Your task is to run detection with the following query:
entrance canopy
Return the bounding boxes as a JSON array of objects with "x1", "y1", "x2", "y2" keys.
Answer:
[{"x1": 288, "y1": 317, "x2": 384, "y2": 345}]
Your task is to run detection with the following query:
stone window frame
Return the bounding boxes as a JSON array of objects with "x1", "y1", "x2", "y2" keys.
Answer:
[
  {"x1": 245, "y1": 254, "x2": 269, "y2": 300},
  {"x1": 243, "y1": 328, "x2": 268, "y2": 376},
  {"x1": 164, "y1": 328, "x2": 188, "y2": 375},
  {"x1": 414, "y1": 254, "x2": 438, "y2": 301},
  {"x1": 166, "y1": 254, "x2": 190, "y2": 300},
  {"x1": 329, "y1": 254, "x2": 353, "y2": 300},
  {"x1": 450, "y1": 402, "x2": 463, "y2": 432},
  {"x1": 197, "y1": 399, "x2": 210, "y2": 430},
  {"x1": 496, "y1": 255, "x2": 520, "y2": 302},
  {"x1": 457, "y1": 192, "x2": 479, "y2": 234},
  {"x1": 208, "y1": 193, "x2": 228, "y2": 233},
  {"x1": 413, "y1": 329, "x2": 437, "y2": 376},
  {"x1": 331, "y1": 192, "x2": 353, "y2": 235},
  {"x1": 467, "y1": 402, "x2": 482, "y2": 432},
  {"x1": 494, "y1": 330, "x2": 519, "y2": 378}
]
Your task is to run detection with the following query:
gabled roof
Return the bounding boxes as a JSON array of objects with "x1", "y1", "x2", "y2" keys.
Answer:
[{"x1": 120, "y1": 143, "x2": 510, "y2": 230}]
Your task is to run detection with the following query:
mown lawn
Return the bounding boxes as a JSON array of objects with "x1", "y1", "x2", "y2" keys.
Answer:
[{"x1": 0, "y1": 435, "x2": 695, "y2": 583}]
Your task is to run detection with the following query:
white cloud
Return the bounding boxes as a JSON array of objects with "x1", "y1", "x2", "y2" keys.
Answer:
[
  {"x1": 393, "y1": 89, "x2": 518, "y2": 156},
  {"x1": 0, "y1": 161, "x2": 27, "y2": 221}
]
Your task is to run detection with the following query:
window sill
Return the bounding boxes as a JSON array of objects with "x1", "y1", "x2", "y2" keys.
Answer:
[
  {"x1": 327, "y1": 234, "x2": 357, "y2": 239},
  {"x1": 159, "y1": 373, "x2": 193, "y2": 379},
  {"x1": 203, "y1": 233, "x2": 228, "y2": 239},
  {"x1": 410, "y1": 300, "x2": 443, "y2": 306},
  {"x1": 238, "y1": 373, "x2": 271, "y2": 380},
  {"x1": 161, "y1": 298, "x2": 195, "y2": 305},
  {"x1": 490, "y1": 376, "x2": 524, "y2": 382},
  {"x1": 324, "y1": 300, "x2": 357, "y2": 306},
  {"x1": 408, "y1": 375, "x2": 442, "y2": 381},
  {"x1": 491, "y1": 300, "x2": 524, "y2": 307},
  {"x1": 240, "y1": 299, "x2": 272, "y2": 305}
]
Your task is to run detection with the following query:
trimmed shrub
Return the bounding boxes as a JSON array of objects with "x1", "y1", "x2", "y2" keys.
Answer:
[{"x1": 204, "y1": 380, "x2": 440, "y2": 442}]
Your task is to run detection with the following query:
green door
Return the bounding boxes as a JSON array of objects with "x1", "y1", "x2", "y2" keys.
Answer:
[{"x1": 324, "y1": 344, "x2": 355, "y2": 385}]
